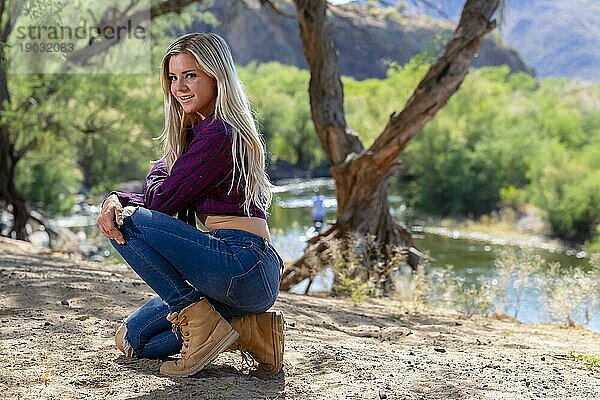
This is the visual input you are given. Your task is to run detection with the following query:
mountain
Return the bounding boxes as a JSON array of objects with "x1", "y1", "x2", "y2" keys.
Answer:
[
  {"x1": 191, "y1": 0, "x2": 533, "y2": 80},
  {"x1": 399, "y1": 0, "x2": 600, "y2": 81}
]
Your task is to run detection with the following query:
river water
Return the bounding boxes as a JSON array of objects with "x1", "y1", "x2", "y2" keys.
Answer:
[
  {"x1": 55, "y1": 178, "x2": 599, "y2": 332},
  {"x1": 269, "y1": 178, "x2": 599, "y2": 333}
]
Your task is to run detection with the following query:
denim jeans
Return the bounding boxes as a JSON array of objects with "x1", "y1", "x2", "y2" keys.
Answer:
[{"x1": 110, "y1": 206, "x2": 283, "y2": 358}]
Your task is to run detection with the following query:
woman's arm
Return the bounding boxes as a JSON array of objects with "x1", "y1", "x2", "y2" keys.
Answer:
[
  {"x1": 98, "y1": 160, "x2": 168, "y2": 243},
  {"x1": 144, "y1": 159, "x2": 168, "y2": 205},
  {"x1": 103, "y1": 121, "x2": 231, "y2": 216},
  {"x1": 144, "y1": 122, "x2": 232, "y2": 216},
  {"x1": 106, "y1": 191, "x2": 145, "y2": 207},
  {"x1": 102, "y1": 160, "x2": 167, "y2": 208}
]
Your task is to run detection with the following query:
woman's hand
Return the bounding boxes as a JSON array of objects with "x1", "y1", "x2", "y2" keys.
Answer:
[{"x1": 97, "y1": 194, "x2": 125, "y2": 244}]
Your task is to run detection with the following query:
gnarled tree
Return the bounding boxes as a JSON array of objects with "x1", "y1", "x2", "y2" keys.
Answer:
[{"x1": 280, "y1": 0, "x2": 501, "y2": 291}]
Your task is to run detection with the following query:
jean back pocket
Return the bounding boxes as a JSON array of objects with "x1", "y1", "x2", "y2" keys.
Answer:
[{"x1": 225, "y1": 260, "x2": 277, "y2": 312}]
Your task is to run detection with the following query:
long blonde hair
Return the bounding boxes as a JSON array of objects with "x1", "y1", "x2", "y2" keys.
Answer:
[{"x1": 157, "y1": 33, "x2": 272, "y2": 217}]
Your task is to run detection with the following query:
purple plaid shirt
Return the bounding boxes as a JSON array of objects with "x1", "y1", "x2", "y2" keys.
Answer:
[{"x1": 107, "y1": 116, "x2": 266, "y2": 225}]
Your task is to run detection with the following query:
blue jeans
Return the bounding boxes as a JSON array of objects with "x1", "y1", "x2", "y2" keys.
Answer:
[{"x1": 110, "y1": 206, "x2": 283, "y2": 358}]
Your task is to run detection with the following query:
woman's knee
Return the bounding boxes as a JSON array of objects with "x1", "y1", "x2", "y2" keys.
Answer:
[
  {"x1": 119, "y1": 206, "x2": 150, "y2": 236},
  {"x1": 121, "y1": 206, "x2": 143, "y2": 225},
  {"x1": 117, "y1": 297, "x2": 173, "y2": 355},
  {"x1": 115, "y1": 321, "x2": 136, "y2": 357},
  {"x1": 122, "y1": 205, "x2": 139, "y2": 219}
]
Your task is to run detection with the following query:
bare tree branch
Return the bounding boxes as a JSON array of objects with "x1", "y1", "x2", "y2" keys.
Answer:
[
  {"x1": 365, "y1": 0, "x2": 498, "y2": 164},
  {"x1": 0, "y1": 0, "x2": 22, "y2": 42},
  {"x1": 13, "y1": 137, "x2": 38, "y2": 163},
  {"x1": 150, "y1": 0, "x2": 200, "y2": 17},
  {"x1": 66, "y1": 0, "x2": 201, "y2": 68},
  {"x1": 257, "y1": 0, "x2": 295, "y2": 19},
  {"x1": 282, "y1": 0, "x2": 500, "y2": 290}
]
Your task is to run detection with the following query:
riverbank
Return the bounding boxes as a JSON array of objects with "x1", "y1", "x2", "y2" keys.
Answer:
[
  {"x1": 414, "y1": 205, "x2": 586, "y2": 256},
  {"x1": 1, "y1": 237, "x2": 599, "y2": 399}
]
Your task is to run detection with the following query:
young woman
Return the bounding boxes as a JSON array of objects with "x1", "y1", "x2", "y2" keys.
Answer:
[{"x1": 97, "y1": 33, "x2": 284, "y2": 377}]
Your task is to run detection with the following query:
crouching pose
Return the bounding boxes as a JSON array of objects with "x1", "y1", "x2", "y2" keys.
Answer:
[{"x1": 97, "y1": 32, "x2": 284, "y2": 377}]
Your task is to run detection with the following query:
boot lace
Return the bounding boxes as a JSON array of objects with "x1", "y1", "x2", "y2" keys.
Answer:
[
  {"x1": 240, "y1": 349, "x2": 257, "y2": 369},
  {"x1": 229, "y1": 341, "x2": 257, "y2": 368},
  {"x1": 169, "y1": 313, "x2": 190, "y2": 357}
]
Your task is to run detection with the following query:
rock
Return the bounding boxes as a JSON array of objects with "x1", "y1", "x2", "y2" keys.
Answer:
[
  {"x1": 52, "y1": 227, "x2": 82, "y2": 254},
  {"x1": 78, "y1": 242, "x2": 99, "y2": 256},
  {"x1": 29, "y1": 230, "x2": 50, "y2": 248}
]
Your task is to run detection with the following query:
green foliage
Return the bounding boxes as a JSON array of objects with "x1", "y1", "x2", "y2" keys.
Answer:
[
  {"x1": 370, "y1": 65, "x2": 600, "y2": 241},
  {"x1": 526, "y1": 139, "x2": 600, "y2": 239},
  {"x1": 585, "y1": 230, "x2": 600, "y2": 254},
  {"x1": 568, "y1": 353, "x2": 600, "y2": 369},
  {"x1": 499, "y1": 185, "x2": 527, "y2": 209},
  {"x1": 239, "y1": 62, "x2": 326, "y2": 169},
  {"x1": 15, "y1": 140, "x2": 82, "y2": 215},
  {"x1": 63, "y1": 73, "x2": 160, "y2": 193},
  {"x1": 4, "y1": 72, "x2": 159, "y2": 210},
  {"x1": 395, "y1": 66, "x2": 542, "y2": 216}
]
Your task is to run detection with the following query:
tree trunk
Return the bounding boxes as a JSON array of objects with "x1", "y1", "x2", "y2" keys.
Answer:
[
  {"x1": 281, "y1": 0, "x2": 500, "y2": 292},
  {"x1": 0, "y1": 124, "x2": 29, "y2": 240}
]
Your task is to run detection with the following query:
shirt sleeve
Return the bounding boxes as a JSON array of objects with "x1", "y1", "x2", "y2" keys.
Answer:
[
  {"x1": 145, "y1": 123, "x2": 232, "y2": 216},
  {"x1": 107, "y1": 191, "x2": 145, "y2": 207},
  {"x1": 143, "y1": 159, "x2": 168, "y2": 205},
  {"x1": 103, "y1": 159, "x2": 168, "y2": 208}
]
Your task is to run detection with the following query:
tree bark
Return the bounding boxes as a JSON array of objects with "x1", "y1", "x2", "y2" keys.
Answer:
[{"x1": 281, "y1": 0, "x2": 500, "y2": 291}]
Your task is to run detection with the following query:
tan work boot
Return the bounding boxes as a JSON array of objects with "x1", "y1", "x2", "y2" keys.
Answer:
[
  {"x1": 159, "y1": 299, "x2": 239, "y2": 377},
  {"x1": 228, "y1": 311, "x2": 285, "y2": 373}
]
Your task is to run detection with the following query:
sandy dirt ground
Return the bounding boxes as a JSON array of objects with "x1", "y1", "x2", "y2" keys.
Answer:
[{"x1": 1, "y1": 236, "x2": 599, "y2": 400}]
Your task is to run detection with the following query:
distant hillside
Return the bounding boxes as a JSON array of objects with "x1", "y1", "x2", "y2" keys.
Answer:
[
  {"x1": 191, "y1": 0, "x2": 533, "y2": 80},
  {"x1": 503, "y1": 0, "x2": 599, "y2": 81},
  {"x1": 399, "y1": 0, "x2": 600, "y2": 81}
]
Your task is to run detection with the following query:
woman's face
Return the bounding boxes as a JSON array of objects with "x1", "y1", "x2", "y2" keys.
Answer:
[{"x1": 168, "y1": 52, "x2": 217, "y2": 119}]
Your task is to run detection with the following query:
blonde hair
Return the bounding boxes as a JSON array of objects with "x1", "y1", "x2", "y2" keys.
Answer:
[{"x1": 157, "y1": 33, "x2": 272, "y2": 217}]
